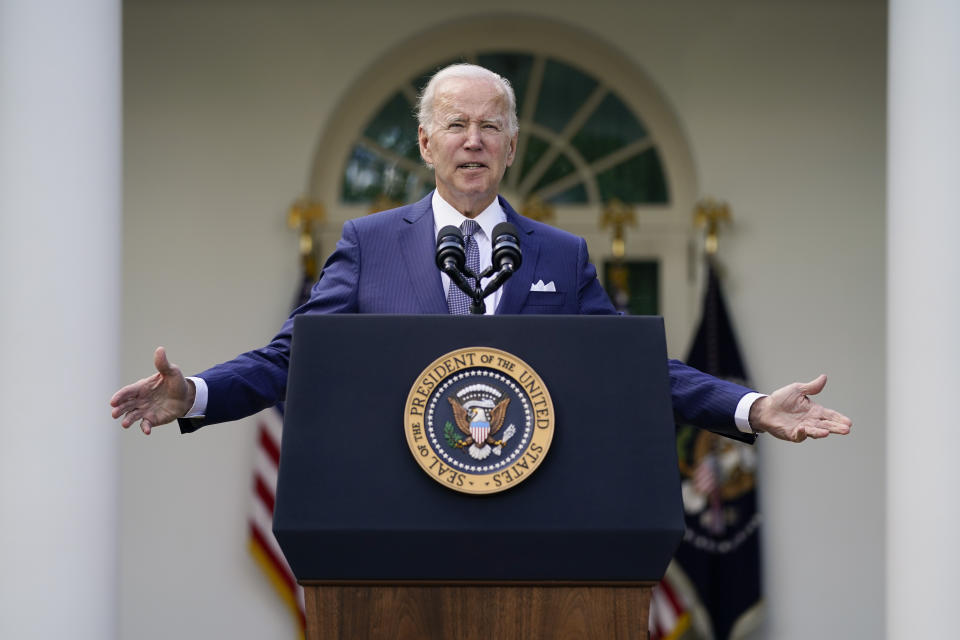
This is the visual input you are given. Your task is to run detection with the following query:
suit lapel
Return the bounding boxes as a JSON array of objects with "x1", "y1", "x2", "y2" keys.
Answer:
[
  {"x1": 399, "y1": 195, "x2": 448, "y2": 314},
  {"x1": 496, "y1": 197, "x2": 538, "y2": 315}
]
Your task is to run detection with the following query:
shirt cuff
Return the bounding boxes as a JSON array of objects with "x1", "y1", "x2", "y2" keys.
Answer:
[
  {"x1": 184, "y1": 376, "x2": 208, "y2": 418},
  {"x1": 735, "y1": 392, "x2": 767, "y2": 434}
]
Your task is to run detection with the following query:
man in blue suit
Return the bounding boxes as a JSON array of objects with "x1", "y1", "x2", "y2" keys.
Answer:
[{"x1": 111, "y1": 63, "x2": 851, "y2": 444}]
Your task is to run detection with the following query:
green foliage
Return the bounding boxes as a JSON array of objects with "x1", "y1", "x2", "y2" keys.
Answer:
[{"x1": 444, "y1": 421, "x2": 464, "y2": 447}]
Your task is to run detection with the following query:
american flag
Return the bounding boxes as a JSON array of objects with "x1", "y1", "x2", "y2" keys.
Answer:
[
  {"x1": 649, "y1": 573, "x2": 692, "y2": 640},
  {"x1": 248, "y1": 406, "x2": 306, "y2": 635},
  {"x1": 693, "y1": 455, "x2": 719, "y2": 496},
  {"x1": 248, "y1": 273, "x2": 315, "y2": 637}
]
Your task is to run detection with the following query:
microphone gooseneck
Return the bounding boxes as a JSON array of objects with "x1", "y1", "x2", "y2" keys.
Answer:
[{"x1": 435, "y1": 221, "x2": 524, "y2": 314}]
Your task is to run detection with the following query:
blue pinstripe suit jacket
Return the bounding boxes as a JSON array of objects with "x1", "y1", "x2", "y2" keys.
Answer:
[{"x1": 182, "y1": 194, "x2": 755, "y2": 443}]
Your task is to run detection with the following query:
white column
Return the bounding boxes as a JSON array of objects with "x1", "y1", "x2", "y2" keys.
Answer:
[
  {"x1": 0, "y1": 1, "x2": 120, "y2": 638},
  {"x1": 887, "y1": 1, "x2": 960, "y2": 638}
]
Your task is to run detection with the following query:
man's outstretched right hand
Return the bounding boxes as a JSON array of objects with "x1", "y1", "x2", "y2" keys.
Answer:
[{"x1": 110, "y1": 347, "x2": 195, "y2": 435}]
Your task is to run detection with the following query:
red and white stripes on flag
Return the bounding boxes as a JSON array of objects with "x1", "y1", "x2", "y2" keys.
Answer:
[
  {"x1": 248, "y1": 406, "x2": 306, "y2": 635},
  {"x1": 649, "y1": 576, "x2": 692, "y2": 640},
  {"x1": 693, "y1": 455, "x2": 718, "y2": 495}
]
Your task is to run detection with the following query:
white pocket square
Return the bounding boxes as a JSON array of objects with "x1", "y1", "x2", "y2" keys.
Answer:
[{"x1": 530, "y1": 280, "x2": 556, "y2": 292}]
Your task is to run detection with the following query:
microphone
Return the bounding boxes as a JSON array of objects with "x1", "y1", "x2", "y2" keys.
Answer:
[
  {"x1": 436, "y1": 225, "x2": 477, "y2": 306},
  {"x1": 435, "y1": 225, "x2": 465, "y2": 273},
  {"x1": 490, "y1": 222, "x2": 522, "y2": 273},
  {"x1": 479, "y1": 222, "x2": 522, "y2": 300}
]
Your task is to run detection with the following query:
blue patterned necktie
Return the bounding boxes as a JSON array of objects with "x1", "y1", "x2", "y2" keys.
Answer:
[{"x1": 447, "y1": 219, "x2": 481, "y2": 315}]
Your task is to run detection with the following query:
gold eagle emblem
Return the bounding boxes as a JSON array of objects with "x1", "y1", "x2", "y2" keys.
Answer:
[{"x1": 447, "y1": 397, "x2": 511, "y2": 460}]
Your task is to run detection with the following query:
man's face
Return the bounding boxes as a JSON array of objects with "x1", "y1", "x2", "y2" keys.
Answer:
[{"x1": 418, "y1": 77, "x2": 518, "y2": 218}]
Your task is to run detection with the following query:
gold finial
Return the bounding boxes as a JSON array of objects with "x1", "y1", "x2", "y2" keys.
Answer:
[
  {"x1": 287, "y1": 198, "x2": 326, "y2": 279},
  {"x1": 600, "y1": 199, "x2": 636, "y2": 259},
  {"x1": 521, "y1": 195, "x2": 555, "y2": 224},
  {"x1": 693, "y1": 198, "x2": 731, "y2": 256}
]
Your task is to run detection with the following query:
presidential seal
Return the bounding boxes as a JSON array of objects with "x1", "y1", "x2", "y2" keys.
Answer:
[{"x1": 404, "y1": 347, "x2": 554, "y2": 495}]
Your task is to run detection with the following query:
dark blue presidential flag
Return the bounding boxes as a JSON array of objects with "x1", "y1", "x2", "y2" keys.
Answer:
[{"x1": 651, "y1": 259, "x2": 762, "y2": 640}]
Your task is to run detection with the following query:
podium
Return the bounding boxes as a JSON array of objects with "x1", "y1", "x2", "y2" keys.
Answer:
[{"x1": 274, "y1": 315, "x2": 684, "y2": 639}]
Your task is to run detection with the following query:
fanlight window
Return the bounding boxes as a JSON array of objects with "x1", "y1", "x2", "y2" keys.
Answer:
[{"x1": 342, "y1": 53, "x2": 669, "y2": 208}]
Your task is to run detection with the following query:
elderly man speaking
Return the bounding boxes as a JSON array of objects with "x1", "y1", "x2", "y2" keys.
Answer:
[{"x1": 111, "y1": 63, "x2": 851, "y2": 444}]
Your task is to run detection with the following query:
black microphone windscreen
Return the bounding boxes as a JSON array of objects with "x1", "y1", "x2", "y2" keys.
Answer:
[
  {"x1": 492, "y1": 222, "x2": 519, "y2": 242},
  {"x1": 436, "y1": 225, "x2": 466, "y2": 271},
  {"x1": 491, "y1": 222, "x2": 522, "y2": 271},
  {"x1": 437, "y1": 225, "x2": 463, "y2": 246}
]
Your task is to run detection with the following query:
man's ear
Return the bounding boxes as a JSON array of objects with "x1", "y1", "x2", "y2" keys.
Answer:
[
  {"x1": 418, "y1": 125, "x2": 432, "y2": 165},
  {"x1": 506, "y1": 132, "x2": 518, "y2": 167}
]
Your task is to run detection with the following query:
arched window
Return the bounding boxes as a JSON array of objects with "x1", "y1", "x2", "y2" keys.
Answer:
[
  {"x1": 343, "y1": 53, "x2": 668, "y2": 209},
  {"x1": 307, "y1": 17, "x2": 701, "y2": 351}
]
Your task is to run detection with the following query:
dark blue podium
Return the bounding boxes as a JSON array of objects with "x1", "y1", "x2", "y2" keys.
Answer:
[{"x1": 274, "y1": 315, "x2": 684, "y2": 639}]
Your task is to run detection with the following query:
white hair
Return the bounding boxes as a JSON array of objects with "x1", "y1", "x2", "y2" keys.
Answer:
[{"x1": 416, "y1": 63, "x2": 519, "y2": 137}]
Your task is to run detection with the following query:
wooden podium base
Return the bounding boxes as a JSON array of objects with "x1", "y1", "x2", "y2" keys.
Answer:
[{"x1": 303, "y1": 582, "x2": 653, "y2": 640}]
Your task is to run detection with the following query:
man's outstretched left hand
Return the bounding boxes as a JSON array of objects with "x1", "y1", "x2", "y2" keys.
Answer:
[{"x1": 749, "y1": 374, "x2": 852, "y2": 442}]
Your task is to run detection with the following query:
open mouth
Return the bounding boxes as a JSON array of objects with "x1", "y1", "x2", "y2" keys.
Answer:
[{"x1": 458, "y1": 163, "x2": 487, "y2": 169}]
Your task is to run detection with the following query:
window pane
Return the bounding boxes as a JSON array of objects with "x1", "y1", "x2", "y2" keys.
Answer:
[
  {"x1": 362, "y1": 92, "x2": 420, "y2": 162},
  {"x1": 477, "y1": 52, "x2": 533, "y2": 115},
  {"x1": 531, "y1": 153, "x2": 576, "y2": 193},
  {"x1": 545, "y1": 182, "x2": 588, "y2": 204},
  {"x1": 342, "y1": 145, "x2": 430, "y2": 203},
  {"x1": 571, "y1": 92, "x2": 648, "y2": 163},
  {"x1": 342, "y1": 145, "x2": 386, "y2": 202},
  {"x1": 597, "y1": 148, "x2": 669, "y2": 204},
  {"x1": 533, "y1": 59, "x2": 597, "y2": 133},
  {"x1": 517, "y1": 135, "x2": 549, "y2": 183}
]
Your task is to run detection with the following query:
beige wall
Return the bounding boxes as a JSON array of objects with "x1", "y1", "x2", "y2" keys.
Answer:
[{"x1": 122, "y1": 1, "x2": 885, "y2": 637}]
